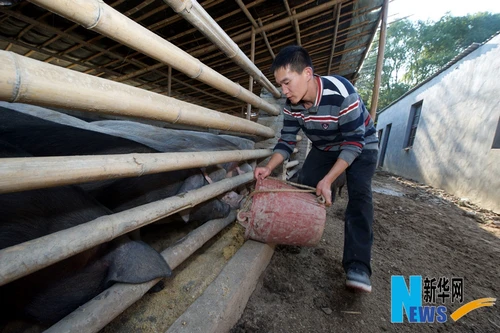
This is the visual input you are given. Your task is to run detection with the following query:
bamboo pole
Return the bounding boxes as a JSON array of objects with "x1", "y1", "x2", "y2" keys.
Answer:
[
  {"x1": 0, "y1": 51, "x2": 274, "y2": 138},
  {"x1": 1, "y1": 7, "x2": 125, "y2": 65},
  {"x1": 204, "y1": 4, "x2": 378, "y2": 77},
  {"x1": 257, "y1": 18, "x2": 275, "y2": 59},
  {"x1": 103, "y1": 5, "x2": 270, "y2": 103},
  {"x1": 191, "y1": 0, "x2": 343, "y2": 57},
  {"x1": 283, "y1": 0, "x2": 301, "y2": 46},
  {"x1": 40, "y1": 0, "x2": 137, "y2": 63},
  {"x1": 353, "y1": 8, "x2": 385, "y2": 82},
  {"x1": 27, "y1": 0, "x2": 280, "y2": 116},
  {"x1": 0, "y1": 34, "x2": 117, "y2": 78},
  {"x1": 0, "y1": 173, "x2": 254, "y2": 287},
  {"x1": 118, "y1": 2, "x2": 378, "y2": 91},
  {"x1": 0, "y1": 149, "x2": 272, "y2": 194},
  {"x1": 160, "y1": 72, "x2": 237, "y2": 103},
  {"x1": 291, "y1": 9, "x2": 301, "y2": 45},
  {"x1": 370, "y1": 0, "x2": 389, "y2": 119},
  {"x1": 247, "y1": 28, "x2": 255, "y2": 120},
  {"x1": 109, "y1": 0, "x2": 267, "y2": 80},
  {"x1": 225, "y1": 4, "x2": 377, "y2": 60},
  {"x1": 215, "y1": 0, "x2": 381, "y2": 53},
  {"x1": 327, "y1": 3, "x2": 341, "y2": 74},
  {"x1": 167, "y1": 65, "x2": 172, "y2": 97},
  {"x1": 170, "y1": 76, "x2": 239, "y2": 105},
  {"x1": 163, "y1": 0, "x2": 280, "y2": 99},
  {"x1": 46, "y1": 210, "x2": 238, "y2": 333},
  {"x1": 167, "y1": 1, "x2": 264, "y2": 43},
  {"x1": 235, "y1": 0, "x2": 275, "y2": 60}
]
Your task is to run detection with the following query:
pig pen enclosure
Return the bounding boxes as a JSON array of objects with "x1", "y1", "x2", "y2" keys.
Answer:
[{"x1": 0, "y1": 0, "x2": 414, "y2": 332}]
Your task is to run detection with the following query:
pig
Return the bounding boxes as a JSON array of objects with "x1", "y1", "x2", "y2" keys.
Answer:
[
  {"x1": 0, "y1": 141, "x2": 172, "y2": 327},
  {"x1": 331, "y1": 171, "x2": 346, "y2": 204},
  {"x1": 87, "y1": 120, "x2": 255, "y2": 214},
  {"x1": 176, "y1": 165, "x2": 247, "y2": 223},
  {"x1": 292, "y1": 168, "x2": 346, "y2": 204}
]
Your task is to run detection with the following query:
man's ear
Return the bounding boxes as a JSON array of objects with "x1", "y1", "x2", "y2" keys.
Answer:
[{"x1": 303, "y1": 66, "x2": 313, "y2": 81}]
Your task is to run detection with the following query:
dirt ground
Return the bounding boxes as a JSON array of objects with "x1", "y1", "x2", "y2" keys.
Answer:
[{"x1": 232, "y1": 171, "x2": 500, "y2": 333}]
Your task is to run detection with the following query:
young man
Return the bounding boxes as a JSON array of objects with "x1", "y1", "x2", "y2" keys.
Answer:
[{"x1": 254, "y1": 45, "x2": 378, "y2": 292}]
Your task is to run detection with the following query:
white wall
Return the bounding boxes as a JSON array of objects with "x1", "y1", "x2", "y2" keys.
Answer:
[{"x1": 376, "y1": 35, "x2": 500, "y2": 213}]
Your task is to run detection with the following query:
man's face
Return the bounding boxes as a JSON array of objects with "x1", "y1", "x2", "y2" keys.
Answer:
[{"x1": 274, "y1": 65, "x2": 312, "y2": 105}]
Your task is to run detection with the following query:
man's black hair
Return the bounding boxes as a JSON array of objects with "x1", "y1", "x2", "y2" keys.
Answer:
[{"x1": 270, "y1": 45, "x2": 314, "y2": 74}]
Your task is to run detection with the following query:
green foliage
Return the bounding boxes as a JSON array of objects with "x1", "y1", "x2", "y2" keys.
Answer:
[{"x1": 356, "y1": 12, "x2": 500, "y2": 112}]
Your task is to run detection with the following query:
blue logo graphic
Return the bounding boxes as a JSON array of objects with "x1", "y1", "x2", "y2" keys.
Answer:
[{"x1": 391, "y1": 275, "x2": 495, "y2": 324}]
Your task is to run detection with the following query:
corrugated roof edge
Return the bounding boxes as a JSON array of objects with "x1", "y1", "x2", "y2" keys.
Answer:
[{"x1": 376, "y1": 30, "x2": 500, "y2": 115}]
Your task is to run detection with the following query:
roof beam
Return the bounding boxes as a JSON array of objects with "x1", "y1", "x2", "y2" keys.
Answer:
[
  {"x1": 163, "y1": 0, "x2": 280, "y2": 98},
  {"x1": 283, "y1": 0, "x2": 301, "y2": 46},
  {"x1": 235, "y1": 0, "x2": 275, "y2": 59},
  {"x1": 191, "y1": 0, "x2": 344, "y2": 57},
  {"x1": 0, "y1": 35, "x2": 119, "y2": 77},
  {"x1": 355, "y1": 6, "x2": 384, "y2": 78},
  {"x1": 27, "y1": 0, "x2": 279, "y2": 115},
  {"x1": 326, "y1": 3, "x2": 341, "y2": 74},
  {"x1": 370, "y1": 0, "x2": 389, "y2": 118}
]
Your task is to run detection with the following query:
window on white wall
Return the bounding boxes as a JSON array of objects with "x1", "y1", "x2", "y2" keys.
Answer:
[
  {"x1": 379, "y1": 124, "x2": 392, "y2": 167},
  {"x1": 405, "y1": 101, "x2": 423, "y2": 149},
  {"x1": 493, "y1": 116, "x2": 500, "y2": 149}
]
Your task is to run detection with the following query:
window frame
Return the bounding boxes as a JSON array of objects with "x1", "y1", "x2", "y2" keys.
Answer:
[
  {"x1": 492, "y1": 115, "x2": 500, "y2": 149},
  {"x1": 404, "y1": 100, "x2": 423, "y2": 150}
]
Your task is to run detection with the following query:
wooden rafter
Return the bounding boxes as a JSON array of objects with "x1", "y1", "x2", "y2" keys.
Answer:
[
  {"x1": 235, "y1": 0, "x2": 276, "y2": 59},
  {"x1": 283, "y1": 0, "x2": 301, "y2": 46}
]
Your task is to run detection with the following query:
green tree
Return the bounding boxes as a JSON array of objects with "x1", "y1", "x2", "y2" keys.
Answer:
[
  {"x1": 356, "y1": 12, "x2": 500, "y2": 112},
  {"x1": 406, "y1": 12, "x2": 500, "y2": 84},
  {"x1": 356, "y1": 19, "x2": 417, "y2": 110}
]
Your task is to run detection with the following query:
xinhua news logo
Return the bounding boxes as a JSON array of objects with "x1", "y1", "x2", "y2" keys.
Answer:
[{"x1": 391, "y1": 275, "x2": 496, "y2": 323}]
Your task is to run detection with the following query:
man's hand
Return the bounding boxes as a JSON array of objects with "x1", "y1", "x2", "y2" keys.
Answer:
[
  {"x1": 316, "y1": 178, "x2": 333, "y2": 207},
  {"x1": 253, "y1": 153, "x2": 284, "y2": 181},
  {"x1": 254, "y1": 166, "x2": 271, "y2": 180},
  {"x1": 317, "y1": 158, "x2": 349, "y2": 207}
]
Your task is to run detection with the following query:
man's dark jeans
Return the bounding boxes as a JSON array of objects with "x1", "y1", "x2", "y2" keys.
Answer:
[{"x1": 297, "y1": 146, "x2": 378, "y2": 276}]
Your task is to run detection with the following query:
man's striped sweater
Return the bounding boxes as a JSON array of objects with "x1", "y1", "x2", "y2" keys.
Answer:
[{"x1": 274, "y1": 74, "x2": 379, "y2": 165}]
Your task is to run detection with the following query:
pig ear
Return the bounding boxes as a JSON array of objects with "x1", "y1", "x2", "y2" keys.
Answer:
[{"x1": 105, "y1": 240, "x2": 172, "y2": 285}]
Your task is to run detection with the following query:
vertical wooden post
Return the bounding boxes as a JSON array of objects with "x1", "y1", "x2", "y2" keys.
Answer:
[
  {"x1": 167, "y1": 65, "x2": 172, "y2": 96},
  {"x1": 257, "y1": 18, "x2": 275, "y2": 59},
  {"x1": 247, "y1": 28, "x2": 255, "y2": 120},
  {"x1": 283, "y1": 0, "x2": 301, "y2": 46},
  {"x1": 369, "y1": 0, "x2": 389, "y2": 119},
  {"x1": 327, "y1": 3, "x2": 341, "y2": 75},
  {"x1": 291, "y1": 9, "x2": 301, "y2": 46}
]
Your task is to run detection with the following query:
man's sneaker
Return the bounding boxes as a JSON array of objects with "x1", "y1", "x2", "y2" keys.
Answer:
[{"x1": 346, "y1": 268, "x2": 372, "y2": 293}]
